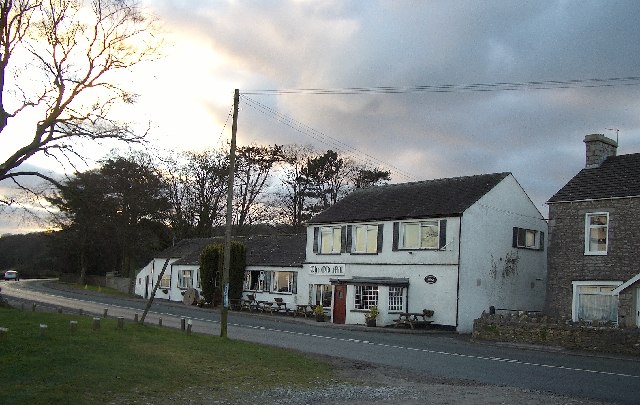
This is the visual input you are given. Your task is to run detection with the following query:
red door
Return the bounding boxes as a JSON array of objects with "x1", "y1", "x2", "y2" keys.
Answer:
[{"x1": 333, "y1": 285, "x2": 347, "y2": 324}]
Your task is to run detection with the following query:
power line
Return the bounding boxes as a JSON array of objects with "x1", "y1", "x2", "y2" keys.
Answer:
[
  {"x1": 243, "y1": 76, "x2": 640, "y2": 95},
  {"x1": 240, "y1": 95, "x2": 417, "y2": 181}
]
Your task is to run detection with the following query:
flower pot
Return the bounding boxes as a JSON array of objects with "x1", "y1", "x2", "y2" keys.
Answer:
[
  {"x1": 366, "y1": 318, "x2": 377, "y2": 327},
  {"x1": 315, "y1": 314, "x2": 325, "y2": 322}
]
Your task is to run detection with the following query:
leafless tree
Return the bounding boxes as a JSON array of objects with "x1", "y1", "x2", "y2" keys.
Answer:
[{"x1": 0, "y1": 0, "x2": 160, "y2": 199}]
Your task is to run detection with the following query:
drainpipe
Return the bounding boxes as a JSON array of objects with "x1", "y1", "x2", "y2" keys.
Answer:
[{"x1": 455, "y1": 214, "x2": 463, "y2": 330}]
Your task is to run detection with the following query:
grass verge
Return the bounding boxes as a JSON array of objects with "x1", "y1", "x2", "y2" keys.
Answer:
[{"x1": 0, "y1": 307, "x2": 333, "y2": 404}]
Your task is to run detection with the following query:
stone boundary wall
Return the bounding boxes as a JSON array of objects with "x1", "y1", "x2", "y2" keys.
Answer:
[
  {"x1": 58, "y1": 273, "x2": 130, "y2": 294},
  {"x1": 473, "y1": 312, "x2": 640, "y2": 356}
]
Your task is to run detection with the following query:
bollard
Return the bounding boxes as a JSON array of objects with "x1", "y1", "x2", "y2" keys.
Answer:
[
  {"x1": 92, "y1": 317, "x2": 101, "y2": 331},
  {"x1": 186, "y1": 319, "x2": 192, "y2": 335},
  {"x1": 158, "y1": 317, "x2": 163, "y2": 327},
  {"x1": 39, "y1": 324, "x2": 48, "y2": 337},
  {"x1": 117, "y1": 317, "x2": 124, "y2": 330},
  {"x1": 79, "y1": 308, "x2": 83, "y2": 316},
  {"x1": 103, "y1": 308, "x2": 108, "y2": 318},
  {"x1": 181, "y1": 318, "x2": 186, "y2": 331},
  {"x1": 69, "y1": 321, "x2": 78, "y2": 334},
  {"x1": 32, "y1": 303, "x2": 37, "y2": 312},
  {"x1": 134, "y1": 313, "x2": 139, "y2": 323}
]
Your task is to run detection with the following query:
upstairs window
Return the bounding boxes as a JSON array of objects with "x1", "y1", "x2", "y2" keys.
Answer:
[
  {"x1": 585, "y1": 213, "x2": 608, "y2": 255},
  {"x1": 512, "y1": 227, "x2": 544, "y2": 250},
  {"x1": 393, "y1": 220, "x2": 446, "y2": 250},
  {"x1": 313, "y1": 226, "x2": 344, "y2": 254},
  {"x1": 350, "y1": 224, "x2": 383, "y2": 254}
]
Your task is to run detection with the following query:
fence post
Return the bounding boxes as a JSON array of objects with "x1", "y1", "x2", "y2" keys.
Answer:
[
  {"x1": 187, "y1": 319, "x2": 192, "y2": 335},
  {"x1": 181, "y1": 318, "x2": 186, "y2": 331},
  {"x1": 117, "y1": 317, "x2": 124, "y2": 330},
  {"x1": 158, "y1": 317, "x2": 163, "y2": 327},
  {"x1": 92, "y1": 317, "x2": 101, "y2": 331},
  {"x1": 39, "y1": 324, "x2": 48, "y2": 337},
  {"x1": 69, "y1": 321, "x2": 78, "y2": 334}
]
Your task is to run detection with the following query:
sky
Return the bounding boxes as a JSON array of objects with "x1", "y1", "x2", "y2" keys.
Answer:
[{"x1": 2, "y1": 0, "x2": 640, "y2": 234}]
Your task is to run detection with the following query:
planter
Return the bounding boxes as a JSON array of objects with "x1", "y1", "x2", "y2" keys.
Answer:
[
  {"x1": 315, "y1": 314, "x2": 326, "y2": 322},
  {"x1": 366, "y1": 318, "x2": 377, "y2": 327}
]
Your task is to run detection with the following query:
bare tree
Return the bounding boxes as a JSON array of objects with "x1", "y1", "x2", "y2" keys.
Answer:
[{"x1": 0, "y1": 0, "x2": 159, "y2": 195}]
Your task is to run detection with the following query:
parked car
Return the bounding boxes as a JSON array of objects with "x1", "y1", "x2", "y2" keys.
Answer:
[{"x1": 3, "y1": 271, "x2": 19, "y2": 281}]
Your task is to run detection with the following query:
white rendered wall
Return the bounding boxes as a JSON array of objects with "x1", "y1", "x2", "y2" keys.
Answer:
[{"x1": 457, "y1": 175, "x2": 547, "y2": 333}]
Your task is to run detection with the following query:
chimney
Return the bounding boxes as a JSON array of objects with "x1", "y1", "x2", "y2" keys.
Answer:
[{"x1": 584, "y1": 133, "x2": 617, "y2": 168}]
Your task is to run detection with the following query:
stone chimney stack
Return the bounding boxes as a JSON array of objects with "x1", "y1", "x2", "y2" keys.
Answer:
[{"x1": 584, "y1": 133, "x2": 618, "y2": 168}]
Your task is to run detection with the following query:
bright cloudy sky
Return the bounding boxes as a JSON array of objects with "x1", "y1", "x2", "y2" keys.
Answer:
[{"x1": 3, "y1": 0, "x2": 640, "y2": 234}]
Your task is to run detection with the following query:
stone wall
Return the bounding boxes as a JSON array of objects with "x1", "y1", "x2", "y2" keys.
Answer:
[
  {"x1": 546, "y1": 198, "x2": 640, "y2": 319},
  {"x1": 473, "y1": 311, "x2": 640, "y2": 356},
  {"x1": 58, "y1": 273, "x2": 131, "y2": 294}
]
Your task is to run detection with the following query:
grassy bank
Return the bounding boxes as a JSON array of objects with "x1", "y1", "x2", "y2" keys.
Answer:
[{"x1": 0, "y1": 307, "x2": 332, "y2": 404}]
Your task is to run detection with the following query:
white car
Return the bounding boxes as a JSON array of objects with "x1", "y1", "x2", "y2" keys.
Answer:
[{"x1": 3, "y1": 271, "x2": 18, "y2": 281}]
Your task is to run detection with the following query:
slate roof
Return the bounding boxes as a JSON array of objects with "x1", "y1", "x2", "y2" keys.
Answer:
[
  {"x1": 158, "y1": 234, "x2": 306, "y2": 267},
  {"x1": 548, "y1": 153, "x2": 640, "y2": 203},
  {"x1": 308, "y1": 172, "x2": 511, "y2": 224}
]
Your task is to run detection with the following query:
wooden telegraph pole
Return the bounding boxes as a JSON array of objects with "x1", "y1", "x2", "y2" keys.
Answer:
[{"x1": 221, "y1": 89, "x2": 239, "y2": 338}]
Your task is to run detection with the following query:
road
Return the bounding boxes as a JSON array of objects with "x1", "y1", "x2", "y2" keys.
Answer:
[{"x1": 2, "y1": 279, "x2": 639, "y2": 404}]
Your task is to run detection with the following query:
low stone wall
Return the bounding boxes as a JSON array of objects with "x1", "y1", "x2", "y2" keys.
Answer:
[
  {"x1": 473, "y1": 311, "x2": 640, "y2": 356},
  {"x1": 58, "y1": 273, "x2": 131, "y2": 294}
]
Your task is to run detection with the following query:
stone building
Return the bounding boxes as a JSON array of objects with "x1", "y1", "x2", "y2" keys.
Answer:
[{"x1": 546, "y1": 134, "x2": 640, "y2": 328}]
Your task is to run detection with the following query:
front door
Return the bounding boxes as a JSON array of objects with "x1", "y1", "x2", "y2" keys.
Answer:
[
  {"x1": 145, "y1": 275, "x2": 150, "y2": 299},
  {"x1": 333, "y1": 284, "x2": 347, "y2": 324}
]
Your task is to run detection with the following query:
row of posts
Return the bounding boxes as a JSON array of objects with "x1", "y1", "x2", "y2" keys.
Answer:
[{"x1": 3, "y1": 304, "x2": 193, "y2": 337}]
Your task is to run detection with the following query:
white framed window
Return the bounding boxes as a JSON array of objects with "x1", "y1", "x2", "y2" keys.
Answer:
[
  {"x1": 159, "y1": 272, "x2": 171, "y2": 288},
  {"x1": 585, "y1": 213, "x2": 609, "y2": 255},
  {"x1": 401, "y1": 221, "x2": 438, "y2": 249},
  {"x1": 388, "y1": 287, "x2": 405, "y2": 312},
  {"x1": 271, "y1": 271, "x2": 297, "y2": 294},
  {"x1": 513, "y1": 227, "x2": 544, "y2": 250},
  {"x1": 572, "y1": 281, "x2": 620, "y2": 323},
  {"x1": 320, "y1": 226, "x2": 342, "y2": 254},
  {"x1": 177, "y1": 270, "x2": 193, "y2": 289},
  {"x1": 354, "y1": 285, "x2": 378, "y2": 310},
  {"x1": 244, "y1": 270, "x2": 267, "y2": 291},
  {"x1": 353, "y1": 224, "x2": 378, "y2": 253},
  {"x1": 309, "y1": 284, "x2": 332, "y2": 307}
]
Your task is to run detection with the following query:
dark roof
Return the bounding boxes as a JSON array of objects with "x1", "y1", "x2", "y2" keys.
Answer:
[
  {"x1": 160, "y1": 234, "x2": 306, "y2": 267},
  {"x1": 245, "y1": 234, "x2": 306, "y2": 267},
  {"x1": 548, "y1": 153, "x2": 640, "y2": 203},
  {"x1": 309, "y1": 172, "x2": 510, "y2": 224}
]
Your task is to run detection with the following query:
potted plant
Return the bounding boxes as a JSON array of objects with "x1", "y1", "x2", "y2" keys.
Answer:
[
  {"x1": 365, "y1": 305, "x2": 379, "y2": 327},
  {"x1": 313, "y1": 305, "x2": 325, "y2": 322}
]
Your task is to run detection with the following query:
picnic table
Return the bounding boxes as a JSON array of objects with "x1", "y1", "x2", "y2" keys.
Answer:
[
  {"x1": 293, "y1": 304, "x2": 312, "y2": 318},
  {"x1": 393, "y1": 310, "x2": 434, "y2": 329},
  {"x1": 273, "y1": 297, "x2": 289, "y2": 314},
  {"x1": 241, "y1": 294, "x2": 259, "y2": 312},
  {"x1": 258, "y1": 300, "x2": 274, "y2": 314}
]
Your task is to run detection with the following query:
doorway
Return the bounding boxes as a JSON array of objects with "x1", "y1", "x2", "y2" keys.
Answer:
[{"x1": 333, "y1": 284, "x2": 347, "y2": 324}]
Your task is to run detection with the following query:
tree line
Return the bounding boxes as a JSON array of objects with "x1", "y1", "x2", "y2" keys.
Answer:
[{"x1": 40, "y1": 145, "x2": 389, "y2": 287}]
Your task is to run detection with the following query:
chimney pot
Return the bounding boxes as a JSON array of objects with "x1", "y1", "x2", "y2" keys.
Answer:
[{"x1": 584, "y1": 133, "x2": 617, "y2": 168}]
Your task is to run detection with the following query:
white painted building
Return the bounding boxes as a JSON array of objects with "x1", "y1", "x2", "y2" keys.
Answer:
[{"x1": 302, "y1": 172, "x2": 547, "y2": 333}]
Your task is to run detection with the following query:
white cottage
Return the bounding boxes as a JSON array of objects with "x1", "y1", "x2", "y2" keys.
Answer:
[
  {"x1": 135, "y1": 234, "x2": 306, "y2": 306},
  {"x1": 301, "y1": 172, "x2": 547, "y2": 333}
]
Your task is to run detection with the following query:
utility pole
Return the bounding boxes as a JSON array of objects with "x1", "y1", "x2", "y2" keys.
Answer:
[{"x1": 221, "y1": 89, "x2": 239, "y2": 338}]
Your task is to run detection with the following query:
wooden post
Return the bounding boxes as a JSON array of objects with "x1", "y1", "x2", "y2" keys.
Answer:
[
  {"x1": 39, "y1": 324, "x2": 47, "y2": 337},
  {"x1": 31, "y1": 303, "x2": 36, "y2": 312},
  {"x1": 181, "y1": 317, "x2": 186, "y2": 331},
  {"x1": 158, "y1": 317, "x2": 163, "y2": 327},
  {"x1": 79, "y1": 308, "x2": 83, "y2": 315},
  {"x1": 103, "y1": 308, "x2": 108, "y2": 318},
  {"x1": 57, "y1": 308, "x2": 63, "y2": 314},
  {"x1": 134, "y1": 313, "x2": 138, "y2": 323},
  {"x1": 0, "y1": 327, "x2": 8, "y2": 337},
  {"x1": 69, "y1": 321, "x2": 78, "y2": 334},
  {"x1": 187, "y1": 319, "x2": 192, "y2": 335},
  {"x1": 117, "y1": 317, "x2": 124, "y2": 330},
  {"x1": 140, "y1": 258, "x2": 171, "y2": 324},
  {"x1": 92, "y1": 317, "x2": 101, "y2": 331},
  {"x1": 221, "y1": 88, "x2": 239, "y2": 339}
]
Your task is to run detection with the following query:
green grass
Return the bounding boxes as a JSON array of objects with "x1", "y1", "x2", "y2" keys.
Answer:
[
  {"x1": 69, "y1": 283, "x2": 131, "y2": 297},
  {"x1": 0, "y1": 307, "x2": 333, "y2": 404}
]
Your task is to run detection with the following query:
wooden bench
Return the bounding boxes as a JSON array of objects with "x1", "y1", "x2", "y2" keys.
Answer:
[
  {"x1": 394, "y1": 309, "x2": 434, "y2": 329},
  {"x1": 293, "y1": 304, "x2": 312, "y2": 318},
  {"x1": 273, "y1": 297, "x2": 289, "y2": 314},
  {"x1": 241, "y1": 294, "x2": 259, "y2": 312}
]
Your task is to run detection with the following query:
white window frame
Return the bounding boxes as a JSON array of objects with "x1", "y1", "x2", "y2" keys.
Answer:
[
  {"x1": 571, "y1": 281, "x2": 621, "y2": 323},
  {"x1": 244, "y1": 270, "x2": 266, "y2": 291},
  {"x1": 400, "y1": 220, "x2": 439, "y2": 250},
  {"x1": 309, "y1": 284, "x2": 333, "y2": 307},
  {"x1": 352, "y1": 224, "x2": 378, "y2": 253},
  {"x1": 177, "y1": 270, "x2": 193, "y2": 289},
  {"x1": 319, "y1": 226, "x2": 342, "y2": 254},
  {"x1": 388, "y1": 287, "x2": 405, "y2": 312},
  {"x1": 354, "y1": 285, "x2": 379, "y2": 310},
  {"x1": 515, "y1": 227, "x2": 540, "y2": 249},
  {"x1": 271, "y1": 271, "x2": 296, "y2": 294},
  {"x1": 159, "y1": 271, "x2": 171, "y2": 288},
  {"x1": 584, "y1": 212, "x2": 609, "y2": 255}
]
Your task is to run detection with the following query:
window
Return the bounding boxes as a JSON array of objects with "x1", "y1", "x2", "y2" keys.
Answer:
[
  {"x1": 319, "y1": 226, "x2": 342, "y2": 254},
  {"x1": 271, "y1": 271, "x2": 297, "y2": 294},
  {"x1": 388, "y1": 287, "x2": 405, "y2": 312},
  {"x1": 354, "y1": 285, "x2": 378, "y2": 310},
  {"x1": 401, "y1": 221, "x2": 438, "y2": 249},
  {"x1": 310, "y1": 284, "x2": 332, "y2": 307},
  {"x1": 177, "y1": 270, "x2": 193, "y2": 289},
  {"x1": 159, "y1": 272, "x2": 171, "y2": 288},
  {"x1": 244, "y1": 270, "x2": 268, "y2": 291},
  {"x1": 585, "y1": 213, "x2": 608, "y2": 255},
  {"x1": 572, "y1": 282, "x2": 619, "y2": 323},
  {"x1": 352, "y1": 224, "x2": 379, "y2": 253},
  {"x1": 513, "y1": 227, "x2": 544, "y2": 250}
]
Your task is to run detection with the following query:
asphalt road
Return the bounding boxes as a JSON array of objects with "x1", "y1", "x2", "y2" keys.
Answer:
[{"x1": 2, "y1": 279, "x2": 639, "y2": 404}]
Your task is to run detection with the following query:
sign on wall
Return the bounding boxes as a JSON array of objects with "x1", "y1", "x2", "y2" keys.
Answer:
[{"x1": 309, "y1": 264, "x2": 345, "y2": 276}]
